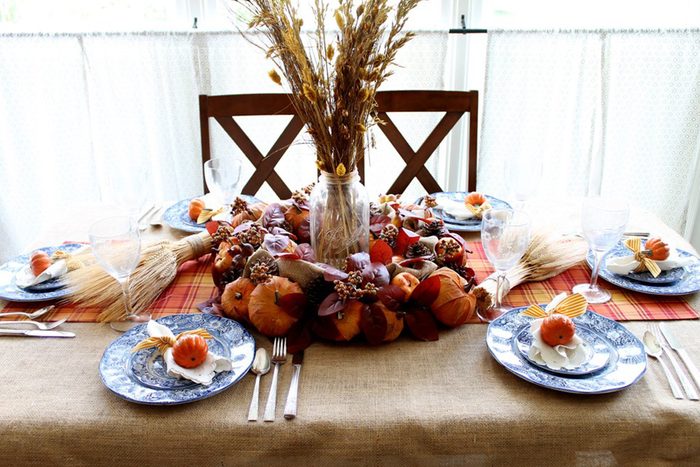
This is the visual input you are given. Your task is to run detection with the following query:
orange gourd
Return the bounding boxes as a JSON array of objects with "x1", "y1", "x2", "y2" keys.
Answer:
[
  {"x1": 221, "y1": 278, "x2": 256, "y2": 322},
  {"x1": 30, "y1": 251, "x2": 52, "y2": 277},
  {"x1": 284, "y1": 204, "x2": 309, "y2": 231},
  {"x1": 313, "y1": 300, "x2": 364, "y2": 342},
  {"x1": 172, "y1": 334, "x2": 209, "y2": 368},
  {"x1": 248, "y1": 276, "x2": 303, "y2": 336},
  {"x1": 390, "y1": 272, "x2": 421, "y2": 302},
  {"x1": 188, "y1": 198, "x2": 206, "y2": 221},
  {"x1": 429, "y1": 268, "x2": 477, "y2": 327},
  {"x1": 644, "y1": 237, "x2": 670, "y2": 261},
  {"x1": 540, "y1": 314, "x2": 576, "y2": 347},
  {"x1": 465, "y1": 192, "x2": 487, "y2": 206}
]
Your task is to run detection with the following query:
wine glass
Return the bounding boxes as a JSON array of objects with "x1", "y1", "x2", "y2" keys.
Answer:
[
  {"x1": 572, "y1": 198, "x2": 629, "y2": 304},
  {"x1": 479, "y1": 209, "x2": 531, "y2": 322},
  {"x1": 204, "y1": 157, "x2": 243, "y2": 205},
  {"x1": 89, "y1": 216, "x2": 147, "y2": 332},
  {"x1": 504, "y1": 158, "x2": 543, "y2": 210}
]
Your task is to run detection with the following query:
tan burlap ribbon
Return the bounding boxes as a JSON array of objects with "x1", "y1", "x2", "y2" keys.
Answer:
[{"x1": 624, "y1": 237, "x2": 662, "y2": 277}]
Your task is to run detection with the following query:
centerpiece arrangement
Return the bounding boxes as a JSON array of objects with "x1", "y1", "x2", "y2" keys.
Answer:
[{"x1": 237, "y1": 0, "x2": 422, "y2": 268}]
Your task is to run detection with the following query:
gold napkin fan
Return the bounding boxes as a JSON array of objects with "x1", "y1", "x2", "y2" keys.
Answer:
[
  {"x1": 520, "y1": 293, "x2": 588, "y2": 319},
  {"x1": 197, "y1": 207, "x2": 226, "y2": 224},
  {"x1": 465, "y1": 201, "x2": 491, "y2": 218},
  {"x1": 624, "y1": 237, "x2": 662, "y2": 277}
]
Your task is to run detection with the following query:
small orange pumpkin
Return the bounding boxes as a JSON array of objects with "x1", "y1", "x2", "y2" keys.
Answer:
[
  {"x1": 313, "y1": 299, "x2": 364, "y2": 342},
  {"x1": 248, "y1": 276, "x2": 304, "y2": 336},
  {"x1": 188, "y1": 198, "x2": 206, "y2": 221},
  {"x1": 644, "y1": 237, "x2": 670, "y2": 261},
  {"x1": 284, "y1": 204, "x2": 309, "y2": 231},
  {"x1": 374, "y1": 301, "x2": 404, "y2": 343},
  {"x1": 172, "y1": 334, "x2": 209, "y2": 368},
  {"x1": 390, "y1": 272, "x2": 421, "y2": 302},
  {"x1": 465, "y1": 192, "x2": 487, "y2": 206},
  {"x1": 30, "y1": 251, "x2": 52, "y2": 277},
  {"x1": 221, "y1": 277, "x2": 256, "y2": 322},
  {"x1": 231, "y1": 203, "x2": 266, "y2": 228},
  {"x1": 540, "y1": 314, "x2": 576, "y2": 346},
  {"x1": 429, "y1": 268, "x2": 477, "y2": 327}
]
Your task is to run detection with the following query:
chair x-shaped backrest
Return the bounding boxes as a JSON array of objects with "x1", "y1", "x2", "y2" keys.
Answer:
[{"x1": 199, "y1": 90, "x2": 478, "y2": 197}]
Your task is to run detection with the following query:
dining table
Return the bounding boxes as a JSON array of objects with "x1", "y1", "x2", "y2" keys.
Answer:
[{"x1": 1, "y1": 199, "x2": 699, "y2": 466}]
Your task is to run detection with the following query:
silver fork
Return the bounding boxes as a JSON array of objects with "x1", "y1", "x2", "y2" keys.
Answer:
[
  {"x1": 650, "y1": 323, "x2": 699, "y2": 400},
  {"x1": 0, "y1": 318, "x2": 68, "y2": 330},
  {"x1": 263, "y1": 337, "x2": 287, "y2": 422},
  {"x1": 0, "y1": 305, "x2": 55, "y2": 320}
]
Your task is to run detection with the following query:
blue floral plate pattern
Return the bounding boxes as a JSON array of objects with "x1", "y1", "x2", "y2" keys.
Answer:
[
  {"x1": 0, "y1": 243, "x2": 84, "y2": 303},
  {"x1": 427, "y1": 192, "x2": 511, "y2": 232},
  {"x1": 487, "y1": 308, "x2": 646, "y2": 394},
  {"x1": 592, "y1": 243, "x2": 700, "y2": 296},
  {"x1": 99, "y1": 314, "x2": 255, "y2": 405},
  {"x1": 163, "y1": 195, "x2": 262, "y2": 233}
]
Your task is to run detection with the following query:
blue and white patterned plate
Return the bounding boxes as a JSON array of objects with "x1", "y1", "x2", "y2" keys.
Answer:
[
  {"x1": 487, "y1": 308, "x2": 646, "y2": 394},
  {"x1": 99, "y1": 314, "x2": 255, "y2": 405},
  {"x1": 515, "y1": 324, "x2": 612, "y2": 376},
  {"x1": 163, "y1": 195, "x2": 262, "y2": 233},
  {"x1": 0, "y1": 243, "x2": 84, "y2": 303},
  {"x1": 424, "y1": 192, "x2": 511, "y2": 232},
  {"x1": 592, "y1": 243, "x2": 700, "y2": 296},
  {"x1": 626, "y1": 267, "x2": 686, "y2": 285}
]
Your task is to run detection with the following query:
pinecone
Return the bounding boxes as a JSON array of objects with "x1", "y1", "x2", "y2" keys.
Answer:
[
  {"x1": 423, "y1": 194, "x2": 438, "y2": 208},
  {"x1": 251, "y1": 256, "x2": 279, "y2": 277},
  {"x1": 249, "y1": 261, "x2": 273, "y2": 285},
  {"x1": 421, "y1": 219, "x2": 445, "y2": 237},
  {"x1": 379, "y1": 224, "x2": 399, "y2": 247},
  {"x1": 305, "y1": 276, "x2": 334, "y2": 305},
  {"x1": 447, "y1": 264, "x2": 477, "y2": 291},
  {"x1": 212, "y1": 224, "x2": 235, "y2": 245},
  {"x1": 236, "y1": 223, "x2": 264, "y2": 248},
  {"x1": 231, "y1": 197, "x2": 250, "y2": 216},
  {"x1": 406, "y1": 242, "x2": 433, "y2": 259}
]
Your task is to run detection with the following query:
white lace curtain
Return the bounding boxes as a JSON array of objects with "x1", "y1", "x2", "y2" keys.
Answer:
[
  {"x1": 0, "y1": 31, "x2": 448, "y2": 262},
  {"x1": 478, "y1": 29, "x2": 700, "y2": 242}
]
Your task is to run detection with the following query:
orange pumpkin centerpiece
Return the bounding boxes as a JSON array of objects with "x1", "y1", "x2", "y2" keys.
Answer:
[
  {"x1": 644, "y1": 237, "x2": 670, "y2": 261},
  {"x1": 30, "y1": 251, "x2": 52, "y2": 276},
  {"x1": 221, "y1": 277, "x2": 256, "y2": 322},
  {"x1": 188, "y1": 198, "x2": 206, "y2": 221},
  {"x1": 248, "y1": 276, "x2": 304, "y2": 336},
  {"x1": 172, "y1": 334, "x2": 209, "y2": 369},
  {"x1": 540, "y1": 314, "x2": 576, "y2": 347}
]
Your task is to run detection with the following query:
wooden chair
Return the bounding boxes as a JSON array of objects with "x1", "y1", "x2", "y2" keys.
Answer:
[{"x1": 199, "y1": 90, "x2": 478, "y2": 197}]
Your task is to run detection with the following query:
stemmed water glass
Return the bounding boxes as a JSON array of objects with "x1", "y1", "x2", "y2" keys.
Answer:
[
  {"x1": 204, "y1": 157, "x2": 243, "y2": 205},
  {"x1": 479, "y1": 208, "x2": 531, "y2": 322},
  {"x1": 572, "y1": 198, "x2": 629, "y2": 304},
  {"x1": 504, "y1": 158, "x2": 543, "y2": 210},
  {"x1": 89, "y1": 216, "x2": 147, "y2": 332}
]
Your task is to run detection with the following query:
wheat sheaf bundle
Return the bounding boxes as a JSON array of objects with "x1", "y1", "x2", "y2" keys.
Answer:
[
  {"x1": 473, "y1": 231, "x2": 588, "y2": 311},
  {"x1": 64, "y1": 232, "x2": 212, "y2": 323}
]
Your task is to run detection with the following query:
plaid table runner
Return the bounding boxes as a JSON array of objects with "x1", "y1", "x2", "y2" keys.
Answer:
[{"x1": 1, "y1": 242, "x2": 697, "y2": 322}]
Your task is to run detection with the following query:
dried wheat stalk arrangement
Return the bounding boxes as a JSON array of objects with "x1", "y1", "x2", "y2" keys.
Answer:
[
  {"x1": 64, "y1": 232, "x2": 212, "y2": 322},
  {"x1": 473, "y1": 232, "x2": 589, "y2": 311}
]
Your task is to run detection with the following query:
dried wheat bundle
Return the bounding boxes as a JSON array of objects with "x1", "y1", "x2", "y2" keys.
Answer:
[
  {"x1": 473, "y1": 232, "x2": 588, "y2": 311},
  {"x1": 64, "y1": 232, "x2": 212, "y2": 322}
]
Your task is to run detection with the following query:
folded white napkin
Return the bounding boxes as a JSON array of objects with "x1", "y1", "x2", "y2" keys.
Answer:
[
  {"x1": 15, "y1": 260, "x2": 68, "y2": 288},
  {"x1": 528, "y1": 319, "x2": 589, "y2": 370},
  {"x1": 146, "y1": 321, "x2": 232, "y2": 386},
  {"x1": 437, "y1": 199, "x2": 475, "y2": 220},
  {"x1": 606, "y1": 250, "x2": 693, "y2": 276}
]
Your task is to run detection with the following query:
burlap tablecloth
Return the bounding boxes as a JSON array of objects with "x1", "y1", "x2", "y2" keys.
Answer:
[{"x1": 1, "y1": 202, "x2": 699, "y2": 465}]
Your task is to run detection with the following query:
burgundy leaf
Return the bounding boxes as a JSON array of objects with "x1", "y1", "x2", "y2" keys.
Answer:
[
  {"x1": 294, "y1": 243, "x2": 316, "y2": 262},
  {"x1": 370, "y1": 239, "x2": 393, "y2": 265},
  {"x1": 398, "y1": 255, "x2": 435, "y2": 267},
  {"x1": 296, "y1": 217, "x2": 311, "y2": 243},
  {"x1": 261, "y1": 203, "x2": 287, "y2": 229},
  {"x1": 394, "y1": 228, "x2": 421, "y2": 256},
  {"x1": 369, "y1": 214, "x2": 391, "y2": 235},
  {"x1": 293, "y1": 198, "x2": 310, "y2": 211},
  {"x1": 277, "y1": 252, "x2": 301, "y2": 260},
  {"x1": 270, "y1": 226, "x2": 297, "y2": 239},
  {"x1": 277, "y1": 293, "x2": 307, "y2": 320},
  {"x1": 345, "y1": 252, "x2": 370, "y2": 272},
  {"x1": 312, "y1": 316, "x2": 343, "y2": 341},
  {"x1": 318, "y1": 292, "x2": 347, "y2": 317},
  {"x1": 361, "y1": 303, "x2": 388, "y2": 346},
  {"x1": 377, "y1": 284, "x2": 405, "y2": 310},
  {"x1": 263, "y1": 234, "x2": 291, "y2": 256},
  {"x1": 205, "y1": 220, "x2": 220, "y2": 236},
  {"x1": 410, "y1": 275, "x2": 441, "y2": 307},
  {"x1": 286, "y1": 320, "x2": 314, "y2": 354},
  {"x1": 319, "y1": 264, "x2": 349, "y2": 282},
  {"x1": 361, "y1": 262, "x2": 390, "y2": 287},
  {"x1": 405, "y1": 309, "x2": 439, "y2": 341},
  {"x1": 233, "y1": 220, "x2": 256, "y2": 234}
]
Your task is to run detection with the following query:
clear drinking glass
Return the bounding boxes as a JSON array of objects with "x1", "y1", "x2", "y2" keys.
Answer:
[
  {"x1": 504, "y1": 158, "x2": 543, "y2": 210},
  {"x1": 572, "y1": 198, "x2": 629, "y2": 304},
  {"x1": 89, "y1": 216, "x2": 146, "y2": 332},
  {"x1": 204, "y1": 157, "x2": 242, "y2": 205},
  {"x1": 479, "y1": 209, "x2": 531, "y2": 322}
]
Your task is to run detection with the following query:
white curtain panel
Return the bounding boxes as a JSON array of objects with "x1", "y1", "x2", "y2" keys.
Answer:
[
  {"x1": 0, "y1": 31, "x2": 448, "y2": 262},
  {"x1": 479, "y1": 29, "x2": 700, "y2": 243}
]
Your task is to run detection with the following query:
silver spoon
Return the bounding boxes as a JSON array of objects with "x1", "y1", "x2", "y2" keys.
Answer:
[
  {"x1": 643, "y1": 331, "x2": 683, "y2": 399},
  {"x1": 247, "y1": 348, "x2": 271, "y2": 421}
]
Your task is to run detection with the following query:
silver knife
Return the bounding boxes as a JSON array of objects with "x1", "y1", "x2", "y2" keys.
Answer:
[
  {"x1": 0, "y1": 329, "x2": 75, "y2": 338},
  {"x1": 283, "y1": 351, "x2": 304, "y2": 420},
  {"x1": 660, "y1": 323, "x2": 700, "y2": 394}
]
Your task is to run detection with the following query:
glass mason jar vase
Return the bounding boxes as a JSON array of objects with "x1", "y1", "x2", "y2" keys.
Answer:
[{"x1": 309, "y1": 170, "x2": 370, "y2": 269}]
